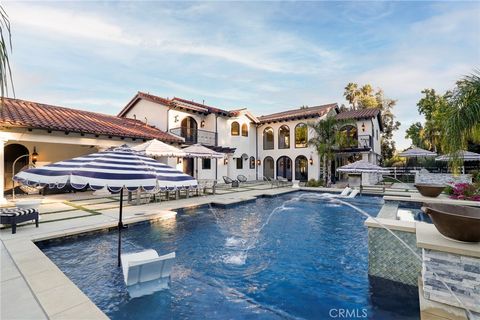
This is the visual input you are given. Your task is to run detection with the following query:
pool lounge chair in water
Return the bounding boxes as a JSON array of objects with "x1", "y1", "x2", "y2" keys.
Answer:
[{"x1": 121, "y1": 249, "x2": 175, "y2": 298}]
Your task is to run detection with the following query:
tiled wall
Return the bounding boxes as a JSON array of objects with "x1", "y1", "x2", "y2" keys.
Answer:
[
  {"x1": 368, "y1": 227, "x2": 421, "y2": 286},
  {"x1": 422, "y1": 249, "x2": 480, "y2": 313},
  {"x1": 415, "y1": 172, "x2": 472, "y2": 185}
]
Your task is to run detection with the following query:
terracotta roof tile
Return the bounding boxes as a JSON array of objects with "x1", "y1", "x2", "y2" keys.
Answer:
[
  {"x1": 172, "y1": 97, "x2": 230, "y2": 115},
  {"x1": 258, "y1": 103, "x2": 337, "y2": 123},
  {"x1": 0, "y1": 97, "x2": 182, "y2": 142},
  {"x1": 335, "y1": 108, "x2": 381, "y2": 120}
]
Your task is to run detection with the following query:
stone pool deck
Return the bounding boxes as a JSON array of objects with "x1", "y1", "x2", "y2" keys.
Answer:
[{"x1": 1, "y1": 186, "x2": 296, "y2": 320}]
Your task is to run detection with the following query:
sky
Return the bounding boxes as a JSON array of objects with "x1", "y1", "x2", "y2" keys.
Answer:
[{"x1": 3, "y1": 1, "x2": 480, "y2": 150}]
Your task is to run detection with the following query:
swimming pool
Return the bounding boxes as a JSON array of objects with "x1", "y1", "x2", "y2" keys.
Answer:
[{"x1": 39, "y1": 192, "x2": 420, "y2": 319}]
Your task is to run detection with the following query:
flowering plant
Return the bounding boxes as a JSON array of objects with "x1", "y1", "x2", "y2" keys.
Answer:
[{"x1": 449, "y1": 183, "x2": 480, "y2": 201}]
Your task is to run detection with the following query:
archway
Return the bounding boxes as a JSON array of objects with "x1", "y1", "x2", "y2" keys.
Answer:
[
  {"x1": 263, "y1": 156, "x2": 274, "y2": 179},
  {"x1": 276, "y1": 156, "x2": 292, "y2": 180},
  {"x1": 4, "y1": 144, "x2": 29, "y2": 192},
  {"x1": 181, "y1": 117, "x2": 198, "y2": 143},
  {"x1": 295, "y1": 156, "x2": 308, "y2": 181}
]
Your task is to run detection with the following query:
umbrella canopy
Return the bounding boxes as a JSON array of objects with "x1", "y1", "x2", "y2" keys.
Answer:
[
  {"x1": 435, "y1": 150, "x2": 480, "y2": 162},
  {"x1": 131, "y1": 139, "x2": 187, "y2": 158},
  {"x1": 182, "y1": 144, "x2": 224, "y2": 158},
  {"x1": 398, "y1": 147, "x2": 437, "y2": 158},
  {"x1": 336, "y1": 160, "x2": 390, "y2": 174},
  {"x1": 14, "y1": 146, "x2": 197, "y2": 266}
]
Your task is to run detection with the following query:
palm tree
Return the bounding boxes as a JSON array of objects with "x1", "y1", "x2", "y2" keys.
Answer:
[
  {"x1": 308, "y1": 116, "x2": 346, "y2": 186},
  {"x1": 442, "y1": 70, "x2": 480, "y2": 169},
  {"x1": 0, "y1": 5, "x2": 14, "y2": 101},
  {"x1": 344, "y1": 83, "x2": 360, "y2": 110}
]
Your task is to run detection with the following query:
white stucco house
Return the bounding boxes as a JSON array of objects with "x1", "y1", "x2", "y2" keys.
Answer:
[{"x1": 1, "y1": 93, "x2": 383, "y2": 202}]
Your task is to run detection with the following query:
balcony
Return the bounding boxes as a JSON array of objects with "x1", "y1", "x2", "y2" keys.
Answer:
[
  {"x1": 336, "y1": 135, "x2": 372, "y2": 152},
  {"x1": 170, "y1": 127, "x2": 217, "y2": 146}
]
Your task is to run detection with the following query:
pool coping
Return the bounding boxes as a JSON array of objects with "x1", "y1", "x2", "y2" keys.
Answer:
[{"x1": 1, "y1": 187, "x2": 298, "y2": 319}]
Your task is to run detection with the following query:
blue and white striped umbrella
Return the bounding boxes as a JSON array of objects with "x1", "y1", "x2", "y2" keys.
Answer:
[
  {"x1": 14, "y1": 146, "x2": 197, "y2": 192},
  {"x1": 14, "y1": 145, "x2": 197, "y2": 267}
]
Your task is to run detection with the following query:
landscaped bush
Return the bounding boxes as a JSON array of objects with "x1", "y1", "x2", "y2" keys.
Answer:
[
  {"x1": 306, "y1": 179, "x2": 324, "y2": 187},
  {"x1": 449, "y1": 182, "x2": 480, "y2": 201}
]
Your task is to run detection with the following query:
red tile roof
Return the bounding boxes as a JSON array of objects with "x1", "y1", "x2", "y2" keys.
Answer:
[
  {"x1": 258, "y1": 103, "x2": 338, "y2": 123},
  {"x1": 118, "y1": 92, "x2": 231, "y2": 117},
  {"x1": 335, "y1": 108, "x2": 383, "y2": 130},
  {"x1": 0, "y1": 97, "x2": 182, "y2": 142}
]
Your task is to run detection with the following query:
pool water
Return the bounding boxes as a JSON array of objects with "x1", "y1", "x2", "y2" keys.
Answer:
[{"x1": 40, "y1": 192, "x2": 420, "y2": 319}]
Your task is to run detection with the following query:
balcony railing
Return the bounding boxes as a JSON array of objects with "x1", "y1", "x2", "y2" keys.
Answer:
[
  {"x1": 336, "y1": 135, "x2": 373, "y2": 152},
  {"x1": 169, "y1": 127, "x2": 217, "y2": 146}
]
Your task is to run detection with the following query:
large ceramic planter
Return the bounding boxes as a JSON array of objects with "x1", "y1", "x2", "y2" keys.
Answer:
[
  {"x1": 414, "y1": 183, "x2": 445, "y2": 197},
  {"x1": 422, "y1": 203, "x2": 480, "y2": 242}
]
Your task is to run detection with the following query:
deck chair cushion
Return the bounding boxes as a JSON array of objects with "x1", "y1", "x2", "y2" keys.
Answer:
[{"x1": 0, "y1": 208, "x2": 37, "y2": 217}]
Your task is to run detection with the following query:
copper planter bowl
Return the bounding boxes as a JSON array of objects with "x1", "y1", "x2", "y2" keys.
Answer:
[
  {"x1": 422, "y1": 203, "x2": 480, "y2": 242},
  {"x1": 414, "y1": 183, "x2": 445, "y2": 197}
]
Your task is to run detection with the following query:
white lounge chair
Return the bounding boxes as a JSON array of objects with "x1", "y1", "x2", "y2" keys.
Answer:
[
  {"x1": 121, "y1": 249, "x2": 175, "y2": 298},
  {"x1": 346, "y1": 189, "x2": 359, "y2": 198},
  {"x1": 339, "y1": 187, "x2": 352, "y2": 197}
]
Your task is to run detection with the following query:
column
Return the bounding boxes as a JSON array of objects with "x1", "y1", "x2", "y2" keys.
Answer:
[{"x1": 0, "y1": 137, "x2": 8, "y2": 204}]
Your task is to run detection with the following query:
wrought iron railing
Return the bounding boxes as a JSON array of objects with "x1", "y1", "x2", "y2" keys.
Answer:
[{"x1": 169, "y1": 127, "x2": 217, "y2": 146}]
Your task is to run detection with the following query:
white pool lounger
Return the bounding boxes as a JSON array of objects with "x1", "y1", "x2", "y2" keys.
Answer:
[
  {"x1": 339, "y1": 187, "x2": 352, "y2": 197},
  {"x1": 346, "y1": 189, "x2": 359, "y2": 198},
  {"x1": 121, "y1": 249, "x2": 176, "y2": 298}
]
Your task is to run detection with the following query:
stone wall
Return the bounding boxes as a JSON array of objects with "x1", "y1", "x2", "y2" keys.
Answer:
[
  {"x1": 368, "y1": 227, "x2": 421, "y2": 286},
  {"x1": 415, "y1": 172, "x2": 472, "y2": 185},
  {"x1": 422, "y1": 249, "x2": 480, "y2": 313}
]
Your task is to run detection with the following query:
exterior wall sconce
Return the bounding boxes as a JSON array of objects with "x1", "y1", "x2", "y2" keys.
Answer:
[
  {"x1": 224, "y1": 158, "x2": 228, "y2": 165},
  {"x1": 361, "y1": 122, "x2": 366, "y2": 132},
  {"x1": 200, "y1": 120, "x2": 206, "y2": 128},
  {"x1": 32, "y1": 147, "x2": 39, "y2": 164},
  {"x1": 257, "y1": 159, "x2": 261, "y2": 166},
  {"x1": 309, "y1": 155, "x2": 313, "y2": 165},
  {"x1": 174, "y1": 115, "x2": 179, "y2": 123},
  {"x1": 177, "y1": 158, "x2": 182, "y2": 164}
]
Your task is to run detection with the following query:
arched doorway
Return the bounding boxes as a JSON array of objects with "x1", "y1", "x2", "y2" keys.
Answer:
[
  {"x1": 276, "y1": 156, "x2": 292, "y2": 180},
  {"x1": 181, "y1": 117, "x2": 198, "y2": 144},
  {"x1": 295, "y1": 156, "x2": 308, "y2": 181},
  {"x1": 263, "y1": 156, "x2": 274, "y2": 179},
  {"x1": 4, "y1": 144, "x2": 30, "y2": 192}
]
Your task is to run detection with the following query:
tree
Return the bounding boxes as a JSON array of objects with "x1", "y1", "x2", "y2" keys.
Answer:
[
  {"x1": 343, "y1": 83, "x2": 400, "y2": 164},
  {"x1": 0, "y1": 5, "x2": 13, "y2": 101},
  {"x1": 405, "y1": 122, "x2": 429, "y2": 150},
  {"x1": 416, "y1": 89, "x2": 448, "y2": 152},
  {"x1": 442, "y1": 70, "x2": 480, "y2": 169},
  {"x1": 308, "y1": 116, "x2": 346, "y2": 186}
]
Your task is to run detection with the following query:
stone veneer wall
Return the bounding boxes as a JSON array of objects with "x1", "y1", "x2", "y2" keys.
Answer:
[
  {"x1": 368, "y1": 227, "x2": 421, "y2": 286},
  {"x1": 422, "y1": 249, "x2": 480, "y2": 313},
  {"x1": 415, "y1": 172, "x2": 472, "y2": 185}
]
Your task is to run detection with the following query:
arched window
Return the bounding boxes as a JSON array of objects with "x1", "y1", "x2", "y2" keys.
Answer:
[
  {"x1": 278, "y1": 125, "x2": 290, "y2": 149},
  {"x1": 263, "y1": 156, "x2": 274, "y2": 179},
  {"x1": 241, "y1": 123, "x2": 248, "y2": 137},
  {"x1": 249, "y1": 156, "x2": 255, "y2": 169},
  {"x1": 295, "y1": 123, "x2": 308, "y2": 148},
  {"x1": 295, "y1": 156, "x2": 308, "y2": 181},
  {"x1": 181, "y1": 117, "x2": 197, "y2": 144},
  {"x1": 231, "y1": 122, "x2": 240, "y2": 136},
  {"x1": 263, "y1": 127, "x2": 274, "y2": 150},
  {"x1": 276, "y1": 156, "x2": 292, "y2": 180},
  {"x1": 339, "y1": 125, "x2": 358, "y2": 149}
]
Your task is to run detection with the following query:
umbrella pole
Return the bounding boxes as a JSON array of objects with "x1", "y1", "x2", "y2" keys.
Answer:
[{"x1": 117, "y1": 188, "x2": 124, "y2": 267}]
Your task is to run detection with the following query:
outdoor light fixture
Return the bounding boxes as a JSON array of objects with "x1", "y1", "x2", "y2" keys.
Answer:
[
  {"x1": 200, "y1": 120, "x2": 206, "y2": 128},
  {"x1": 224, "y1": 158, "x2": 228, "y2": 165},
  {"x1": 174, "y1": 115, "x2": 179, "y2": 123},
  {"x1": 361, "y1": 122, "x2": 366, "y2": 132},
  {"x1": 309, "y1": 155, "x2": 313, "y2": 165},
  {"x1": 257, "y1": 159, "x2": 261, "y2": 166},
  {"x1": 32, "y1": 147, "x2": 39, "y2": 164},
  {"x1": 177, "y1": 158, "x2": 182, "y2": 164}
]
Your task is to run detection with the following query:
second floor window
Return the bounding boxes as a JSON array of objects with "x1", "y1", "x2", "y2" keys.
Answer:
[
  {"x1": 263, "y1": 127, "x2": 274, "y2": 150},
  {"x1": 231, "y1": 122, "x2": 240, "y2": 136},
  {"x1": 295, "y1": 123, "x2": 308, "y2": 148},
  {"x1": 241, "y1": 123, "x2": 248, "y2": 137},
  {"x1": 339, "y1": 125, "x2": 358, "y2": 148},
  {"x1": 278, "y1": 125, "x2": 290, "y2": 149}
]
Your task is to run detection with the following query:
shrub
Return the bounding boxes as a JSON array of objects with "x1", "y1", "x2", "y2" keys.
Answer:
[
  {"x1": 449, "y1": 182, "x2": 480, "y2": 201},
  {"x1": 306, "y1": 179, "x2": 324, "y2": 187}
]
